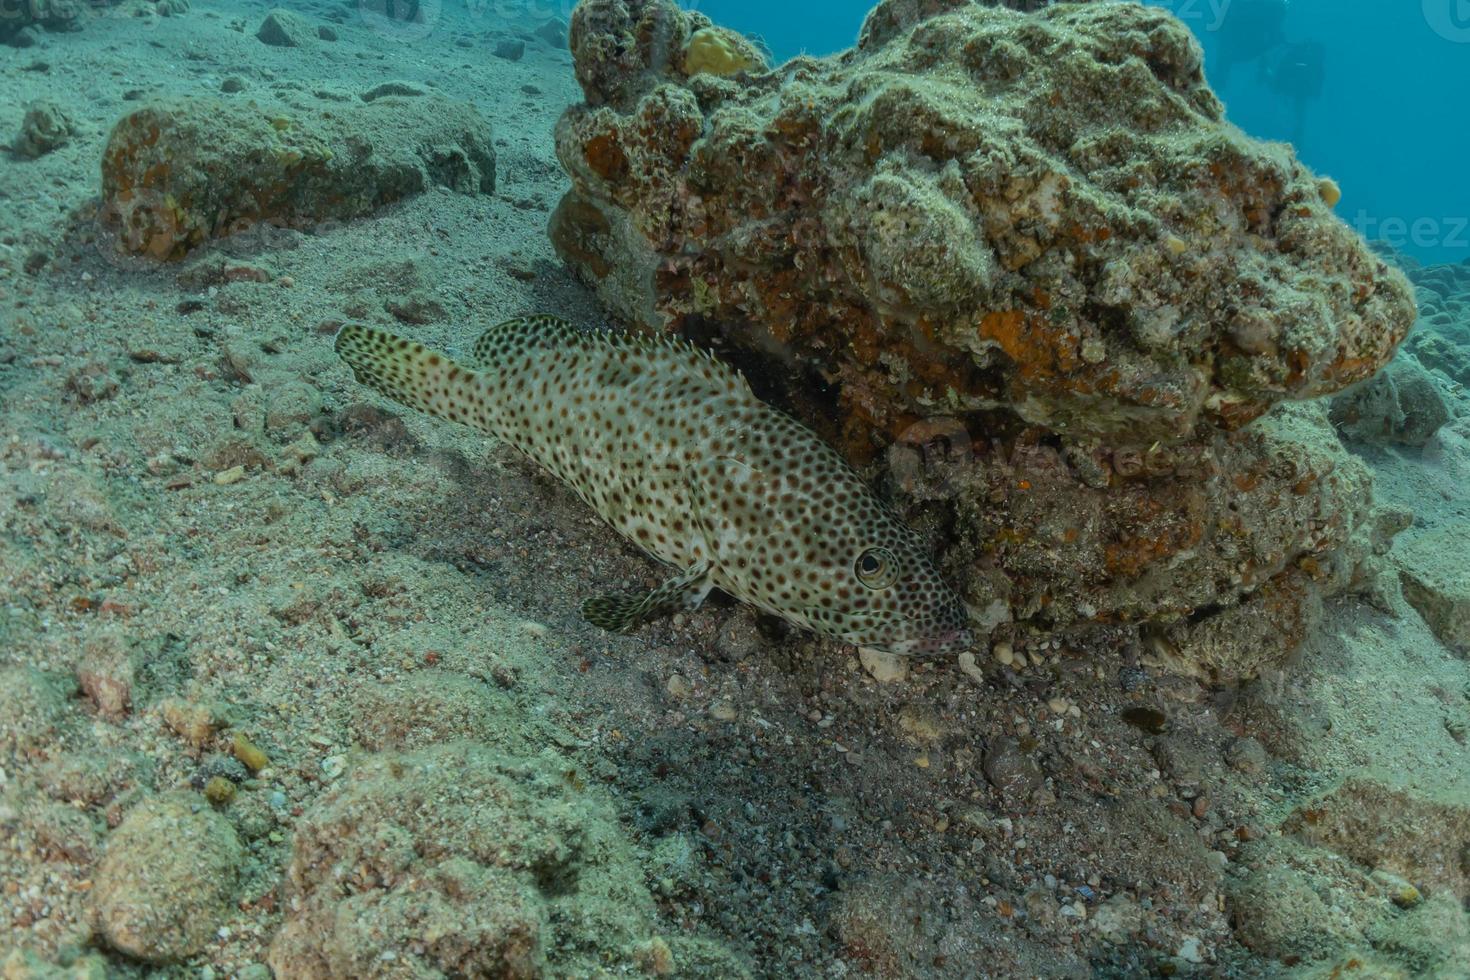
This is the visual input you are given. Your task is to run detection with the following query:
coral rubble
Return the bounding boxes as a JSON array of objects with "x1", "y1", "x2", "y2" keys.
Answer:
[
  {"x1": 551, "y1": 0, "x2": 1418, "y2": 674},
  {"x1": 268, "y1": 742, "x2": 748, "y2": 978}
]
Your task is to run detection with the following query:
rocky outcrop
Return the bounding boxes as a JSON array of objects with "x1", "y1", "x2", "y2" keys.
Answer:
[
  {"x1": 550, "y1": 0, "x2": 1415, "y2": 675},
  {"x1": 553, "y1": 0, "x2": 1413, "y2": 446}
]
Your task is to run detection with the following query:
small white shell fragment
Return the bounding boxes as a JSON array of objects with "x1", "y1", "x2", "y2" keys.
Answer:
[
  {"x1": 858, "y1": 647, "x2": 908, "y2": 683},
  {"x1": 957, "y1": 650, "x2": 986, "y2": 685}
]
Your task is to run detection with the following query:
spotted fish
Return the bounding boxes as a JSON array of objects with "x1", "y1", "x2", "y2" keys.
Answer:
[{"x1": 334, "y1": 316, "x2": 974, "y2": 657}]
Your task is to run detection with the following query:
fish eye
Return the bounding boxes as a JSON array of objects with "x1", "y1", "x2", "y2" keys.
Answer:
[{"x1": 854, "y1": 547, "x2": 899, "y2": 589}]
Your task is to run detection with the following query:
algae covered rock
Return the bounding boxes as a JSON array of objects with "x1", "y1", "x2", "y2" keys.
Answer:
[
  {"x1": 0, "y1": 666, "x2": 76, "y2": 755},
  {"x1": 256, "y1": 8, "x2": 316, "y2": 47},
  {"x1": 1398, "y1": 527, "x2": 1470, "y2": 655},
  {"x1": 1330, "y1": 355, "x2": 1452, "y2": 447},
  {"x1": 554, "y1": 0, "x2": 1413, "y2": 445},
  {"x1": 550, "y1": 0, "x2": 1414, "y2": 674},
  {"x1": 268, "y1": 741, "x2": 748, "y2": 979},
  {"x1": 91, "y1": 793, "x2": 243, "y2": 962},
  {"x1": 100, "y1": 94, "x2": 495, "y2": 261},
  {"x1": 13, "y1": 101, "x2": 75, "y2": 159}
]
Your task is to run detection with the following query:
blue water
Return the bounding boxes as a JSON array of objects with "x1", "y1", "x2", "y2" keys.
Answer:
[{"x1": 700, "y1": 0, "x2": 1470, "y2": 266}]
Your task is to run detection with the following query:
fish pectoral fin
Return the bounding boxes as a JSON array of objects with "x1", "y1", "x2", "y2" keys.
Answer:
[{"x1": 582, "y1": 560, "x2": 713, "y2": 633}]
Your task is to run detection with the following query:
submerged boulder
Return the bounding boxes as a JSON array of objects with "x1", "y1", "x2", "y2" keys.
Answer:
[
  {"x1": 550, "y1": 0, "x2": 1414, "y2": 674},
  {"x1": 1329, "y1": 355, "x2": 1452, "y2": 447},
  {"x1": 99, "y1": 95, "x2": 495, "y2": 261},
  {"x1": 553, "y1": 0, "x2": 1413, "y2": 446}
]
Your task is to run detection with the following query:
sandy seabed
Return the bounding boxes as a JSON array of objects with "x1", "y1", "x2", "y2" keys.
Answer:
[{"x1": 2, "y1": 1, "x2": 1469, "y2": 977}]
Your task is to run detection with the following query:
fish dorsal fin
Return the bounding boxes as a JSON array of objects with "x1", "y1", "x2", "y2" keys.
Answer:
[
  {"x1": 472, "y1": 315, "x2": 582, "y2": 367},
  {"x1": 608, "y1": 328, "x2": 752, "y2": 396},
  {"x1": 475, "y1": 315, "x2": 750, "y2": 395}
]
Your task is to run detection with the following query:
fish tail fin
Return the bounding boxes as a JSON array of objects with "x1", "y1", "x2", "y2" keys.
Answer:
[{"x1": 334, "y1": 324, "x2": 493, "y2": 433}]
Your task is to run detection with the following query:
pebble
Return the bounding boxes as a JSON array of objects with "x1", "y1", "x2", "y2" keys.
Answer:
[
  {"x1": 1225, "y1": 736, "x2": 1268, "y2": 775},
  {"x1": 76, "y1": 635, "x2": 134, "y2": 721},
  {"x1": 665, "y1": 674, "x2": 692, "y2": 699},
  {"x1": 213, "y1": 465, "x2": 245, "y2": 486},
  {"x1": 232, "y1": 732, "x2": 269, "y2": 773},
  {"x1": 858, "y1": 648, "x2": 907, "y2": 683},
  {"x1": 992, "y1": 641, "x2": 1014, "y2": 666},
  {"x1": 957, "y1": 650, "x2": 985, "y2": 685},
  {"x1": 897, "y1": 704, "x2": 944, "y2": 742},
  {"x1": 162, "y1": 698, "x2": 221, "y2": 747},
  {"x1": 92, "y1": 794, "x2": 243, "y2": 962},
  {"x1": 203, "y1": 776, "x2": 236, "y2": 805},
  {"x1": 981, "y1": 737, "x2": 1044, "y2": 804}
]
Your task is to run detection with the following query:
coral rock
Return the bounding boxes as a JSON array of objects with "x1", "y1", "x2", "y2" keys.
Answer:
[
  {"x1": 554, "y1": 0, "x2": 1412, "y2": 445},
  {"x1": 268, "y1": 742, "x2": 748, "y2": 978},
  {"x1": 1330, "y1": 355, "x2": 1452, "y2": 447},
  {"x1": 0, "y1": 0, "x2": 82, "y2": 41},
  {"x1": 91, "y1": 794, "x2": 243, "y2": 962},
  {"x1": 100, "y1": 95, "x2": 494, "y2": 261},
  {"x1": 13, "y1": 101, "x2": 74, "y2": 159},
  {"x1": 551, "y1": 0, "x2": 1414, "y2": 669},
  {"x1": 1398, "y1": 526, "x2": 1470, "y2": 655},
  {"x1": 257, "y1": 8, "x2": 316, "y2": 48}
]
